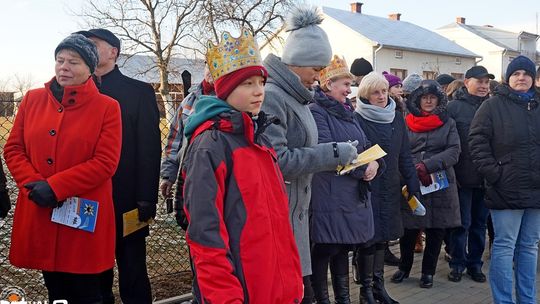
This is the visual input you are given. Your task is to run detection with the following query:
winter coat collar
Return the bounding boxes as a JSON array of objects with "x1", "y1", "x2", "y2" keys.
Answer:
[
  {"x1": 45, "y1": 77, "x2": 100, "y2": 108},
  {"x1": 99, "y1": 65, "x2": 122, "y2": 81},
  {"x1": 184, "y1": 95, "x2": 278, "y2": 146},
  {"x1": 184, "y1": 96, "x2": 233, "y2": 141},
  {"x1": 356, "y1": 97, "x2": 396, "y2": 124},
  {"x1": 313, "y1": 87, "x2": 355, "y2": 121},
  {"x1": 453, "y1": 86, "x2": 488, "y2": 106},
  {"x1": 494, "y1": 84, "x2": 540, "y2": 108},
  {"x1": 264, "y1": 54, "x2": 314, "y2": 105}
]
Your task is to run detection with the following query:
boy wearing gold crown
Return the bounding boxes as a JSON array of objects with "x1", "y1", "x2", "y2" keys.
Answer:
[{"x1": 181, "y1": 28, "x2": 303, "y2": 303}]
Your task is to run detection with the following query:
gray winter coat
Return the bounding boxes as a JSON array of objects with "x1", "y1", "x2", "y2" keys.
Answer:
[
  {"x1": 261, "y1": 54, "x2": 344, "y2": 276},
  {"x1": 402, "y1": 82, "x2": 461, "y2": 229}
]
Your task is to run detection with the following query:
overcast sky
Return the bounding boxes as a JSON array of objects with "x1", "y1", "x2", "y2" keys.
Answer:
[{"x1": 1, "y1": 0, "x2": 538, "y2": 88}]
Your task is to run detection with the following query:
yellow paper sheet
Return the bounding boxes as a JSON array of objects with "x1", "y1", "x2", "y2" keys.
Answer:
[
  {"x1": 336, "y1": 144, "x2": 387, "y2": 175},
  {"x1": 122, "y1": 209, "x2": 153, "y2": 237}
]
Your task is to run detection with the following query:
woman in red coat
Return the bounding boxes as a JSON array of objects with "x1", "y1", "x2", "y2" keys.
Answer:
[{"x1": 4, "y1": 34, "x2": 122, "y2": 303}]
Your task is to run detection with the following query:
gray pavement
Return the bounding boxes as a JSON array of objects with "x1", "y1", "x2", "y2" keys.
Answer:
[{"x1": 338, "y1": 244, "x2": 540, "y2": 304}]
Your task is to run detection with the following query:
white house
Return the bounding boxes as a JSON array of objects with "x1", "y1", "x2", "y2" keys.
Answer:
[
  {"x1": 436, "y1": 17, "x2": 539, "y2": 81},
  {"x1": 261, "y1": 3, "x2": 479, "y2": 81}
]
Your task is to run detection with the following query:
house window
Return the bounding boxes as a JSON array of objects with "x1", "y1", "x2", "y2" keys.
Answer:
[
  {"x1": 395, "y1": 50, "x2": 403, "y2": 59},
  {"x1": 451, "y1": 73, "x2": 464, "y2": 80},
  {"x1": 423, "y1": 71, "x2": 436, "y2": 80},
  {"x1": 390, "y1": 68, "x2": 408, "y2": 80},
  {"x1": 455, "y1": 57, "x2": 461, "y2": 65}
]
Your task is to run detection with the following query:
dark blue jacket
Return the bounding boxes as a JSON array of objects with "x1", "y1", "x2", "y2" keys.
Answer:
[
  {"x1": 356, "y1": 100, "x2": 420, "y2": 242},
  {"x1": 308, "y1": 89, "x2": 381, "y2": 244},
  {"x1": 447, "y1": 87, "x2": 487, "y2": 188}
]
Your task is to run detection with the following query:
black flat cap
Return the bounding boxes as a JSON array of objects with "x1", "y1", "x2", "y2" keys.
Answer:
[
  {"x1": 76, "y1": 28, "x2": 121, "y2": 52},
  {"x1": 465, "y1": 66, "x2": 494, "y2": 80}
]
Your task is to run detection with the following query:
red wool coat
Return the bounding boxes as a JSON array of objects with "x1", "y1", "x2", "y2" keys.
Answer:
[{"x1": 4, "y1": 78, "x2": 122, "y2": 274}]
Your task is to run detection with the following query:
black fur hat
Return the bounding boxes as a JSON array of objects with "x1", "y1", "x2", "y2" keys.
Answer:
[
  {"x1": 406, "y1": 80, "x2": 448, "y2": 120},
  {"x1": 350, "y1": 58, "x2": 373, "y2": 77}
]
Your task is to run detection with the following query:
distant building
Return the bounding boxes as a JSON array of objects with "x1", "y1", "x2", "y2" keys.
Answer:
[
  {"x1": 117, "y1": 54, "x2": 205, "y2": 118},
  {"x1": 261, "y1": 3, "x2": 479, "y2": 80},
  {"x1": 436, "y1": 17, "x2": 540, "y2": 81}
]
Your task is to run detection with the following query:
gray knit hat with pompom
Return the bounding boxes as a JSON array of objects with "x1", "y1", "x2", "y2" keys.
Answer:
[
  {"x1": 54, "y1": 33, "x2": 98, "y2": 74},
  {"x1": 281, "y1": 6, "x2": 332, "y2": 67}
]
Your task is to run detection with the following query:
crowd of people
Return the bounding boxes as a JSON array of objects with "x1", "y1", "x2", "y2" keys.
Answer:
[{"x1": 1, "y1": 4, "x2": 540, "y2": 304}]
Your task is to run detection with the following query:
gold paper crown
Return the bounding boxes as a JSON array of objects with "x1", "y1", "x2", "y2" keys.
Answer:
[
  {"x1": 206, "y1": 28, "x2": 262, "y2": 81},
  {"x1": 320, "y1": 55, "x2": 352, "y2": 84}
]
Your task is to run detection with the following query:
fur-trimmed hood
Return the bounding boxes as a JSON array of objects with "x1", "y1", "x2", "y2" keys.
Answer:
[{"x1": 406, "y1": 79, "x2": 448, "y2": 120}]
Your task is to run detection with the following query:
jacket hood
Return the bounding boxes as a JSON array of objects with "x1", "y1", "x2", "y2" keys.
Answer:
[
  {"x1": 406, "y1": 80, "x2": 448, "y2": 119},
  {"x1": 263, "y1": 53, "x2": 314, "y2": 105},
  {"x1": 184, "y1": 95, "x2": 233, "y2": 141}
]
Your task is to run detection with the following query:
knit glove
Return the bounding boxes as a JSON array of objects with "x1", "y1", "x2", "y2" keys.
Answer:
[
  {"x1": 415, "y1": 162, "x2": 432, "y2": 187},
  {"x1": 24, "y1": 181, "x2": 59, "y2": 208},
  {"x1": 137, "y1": 201, "x2": 157, "y2": 222},
  {"x1": 336, "y1": 140, "x2": 359, "y2": 165},
  {"x1": 0, "y1": 190, "x2": 10, "y2": 218}
]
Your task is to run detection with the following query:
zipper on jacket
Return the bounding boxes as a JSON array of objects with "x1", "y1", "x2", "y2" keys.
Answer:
[{"x1": 528, "y1": 102, "x2": 531, "y2": 111}]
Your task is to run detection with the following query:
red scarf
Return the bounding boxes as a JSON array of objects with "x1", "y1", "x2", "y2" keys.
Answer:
[{"x1": 405, "y1": 112, "x2": 444, "y2": 132}]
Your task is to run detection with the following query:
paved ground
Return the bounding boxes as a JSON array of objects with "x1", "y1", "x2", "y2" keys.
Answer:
[
  {"x1": 165, "y1": 242, "x2": 539, "y2": 304},
  {"x1": 339, "y1": 243, "x2": 539, "y2": 304}
]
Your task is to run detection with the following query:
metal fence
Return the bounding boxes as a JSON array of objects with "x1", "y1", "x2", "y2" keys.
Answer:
[{"x1": 0, "y1": 100, "x2": 192, "y2": 301}]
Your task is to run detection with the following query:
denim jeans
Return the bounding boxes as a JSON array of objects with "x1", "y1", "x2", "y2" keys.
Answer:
[
  {"x1": 449, "y1": 187, "x2": 489, "y2": 272},
  {"x1": 490, "y1": 209, "x2": 540, "y2": 304}
]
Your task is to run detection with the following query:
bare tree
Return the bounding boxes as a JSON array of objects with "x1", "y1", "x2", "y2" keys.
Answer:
[
  {"x1": 76, "y1": 0, "x2": 292, "y2": 122},
  {"x1": 77, "y1": 0, "x2": 201, "y2": 122},
  {"x1": 11, "y1": 73, "x2": 35, "y2": 117},
  {"x1": 194, "y1": 0, "x2": 292, "y2": 50}
]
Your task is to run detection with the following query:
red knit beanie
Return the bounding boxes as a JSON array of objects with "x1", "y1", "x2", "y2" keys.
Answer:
[{"x1": 214, "y1": 65, "x2": 268, "y2": 100}]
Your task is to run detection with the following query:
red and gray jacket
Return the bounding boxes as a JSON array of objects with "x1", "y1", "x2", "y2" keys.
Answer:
[{"x1": 182, "y1": 98, "x2": 303, "y2": 304}]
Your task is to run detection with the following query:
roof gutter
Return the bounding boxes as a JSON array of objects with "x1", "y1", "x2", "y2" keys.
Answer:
[
  {"x1": 501, "y1": 49, "x2": 508, "y2": 80},
  {"x1": 475, "y1": 56, "x2": 484, "y2": 65},
  {"x1": 373, "y1": 44, "x2": 384, "y2": 71}
]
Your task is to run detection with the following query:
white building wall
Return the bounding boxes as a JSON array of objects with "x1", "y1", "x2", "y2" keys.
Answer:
[
  {"x1": 319, "y1": 16, "x2": 375, "y2": 67},
  {"x1": 374, "y1": 48, "x2": 475, "y2": 77},
  {"x1": 436, "y1": 27, "x2": 505, "y2": 81}
]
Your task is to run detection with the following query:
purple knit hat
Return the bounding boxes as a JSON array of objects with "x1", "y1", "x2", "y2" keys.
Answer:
[{"x1": 382, "y1": 71, "x2": 402, "y2": 88}]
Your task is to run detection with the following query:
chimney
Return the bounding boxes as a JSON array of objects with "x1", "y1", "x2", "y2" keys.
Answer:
[
  {"x1": 350, "y1": 2, "x2": 363, "y2": 14},
  {"x1": 456, "y1": 17, "x2": 466, "y2": 24},
  {"x1": 389, "y1": 13, "x2": 401, "y2": 21}
]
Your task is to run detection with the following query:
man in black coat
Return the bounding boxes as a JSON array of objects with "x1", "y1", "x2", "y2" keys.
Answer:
[
  {"x1": 447, "y1": 66, "x2": 493, "y2": 283},
  {"x1": 79, "y1": 29, "x2": 161, "y2": 304}
]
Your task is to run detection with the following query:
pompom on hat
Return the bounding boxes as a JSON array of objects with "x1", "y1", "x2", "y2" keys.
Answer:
[
  {"x1": 505, "y1": 55, "x2": 536, "y2": 83},
  {"x1": 206, "y1": 28, "x2": 267, "y2": 100},
  {"x1": 54, "y1": 33, "x2": 98, "y2": 74},
  {"x1": 281, "y1": 6, "x2": 332, "y2": 67}
]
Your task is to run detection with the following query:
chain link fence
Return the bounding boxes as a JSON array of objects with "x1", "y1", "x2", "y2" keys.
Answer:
[{"x1": 0, "y1": 99, "x2": 192, "y2": 301}]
